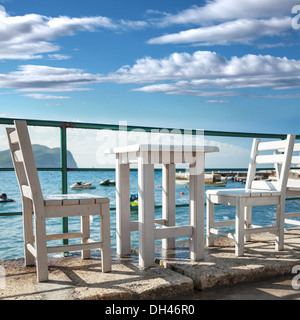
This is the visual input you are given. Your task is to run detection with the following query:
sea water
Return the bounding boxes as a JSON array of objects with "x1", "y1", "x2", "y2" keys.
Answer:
[{"x1": 0, "y1": 170, "x2": 299, "y2": 260}]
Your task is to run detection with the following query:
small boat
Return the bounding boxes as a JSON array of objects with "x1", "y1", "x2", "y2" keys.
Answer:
[
  {"x1": 130, "y1": 194, "x2": 138, "y2": 209},
  {"x1": 175, "y1": 179, "x2": 190, "y2": 185},
  {"x1": 70, "y1": 181, "x2": 96, "y2": 190},
  {"x1": 175, "y1": 171, "x2": 227, "y2": 187},
  {"x1": 0, "y1": 193, "x2": 15, "y2": 203},
  {"x1": 205, "y1": 181, "x2": 227, "y2": 187},
  {"x1": 100, "y1": 179, "x2": 116, "y2": 186}
]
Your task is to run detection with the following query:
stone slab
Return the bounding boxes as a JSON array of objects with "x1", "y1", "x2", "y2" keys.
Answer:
[
  {"x1": 0, "y1": 250, "x2": 194, "y2": 300},
  {"x1": 151, "y1": 228, "x2": 300, "y2": 290}
]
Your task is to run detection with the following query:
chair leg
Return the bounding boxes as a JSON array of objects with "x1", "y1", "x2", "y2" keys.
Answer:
[
  {"x1": 81, "y1": 215, "x2": 90, "y2": 259},
  {"x1": 162, "y1": 164, "x2": 176, "y2": 250},
  {"x1": 23, "y1": 198, "x2": 35, "y2": 266},
  {"x1": 100, "y1": 202, "x2": 111, "y2": 273},
  {"x1": 189, "y1": 168, "x2": 205, "y2": 261},
  {"x1": 206, "y1": 196, "x2": 215, "y2": 247},
  {"x1": 275, "y1": 197, "x2": 285, "y2": 251},
  {"x1": 33, "y1": 207, "x2": 48, "y2": 282},
  {"x1": 244, "y1": 206, "x2": 252, "y2": 242},
  {"x1": 235, "y1": 198, "x2": 245, "y2": 256}
]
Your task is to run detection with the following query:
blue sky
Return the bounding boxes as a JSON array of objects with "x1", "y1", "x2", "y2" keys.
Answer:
[{"x1": 0, "y1": 0, "x2": 300, "y2": 167}]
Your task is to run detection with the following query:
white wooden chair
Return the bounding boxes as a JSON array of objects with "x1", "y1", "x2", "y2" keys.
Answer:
[
  {"x1": 6, "y1": 120, "x2": 111, "y2": 282},
  {"x1": 206, "y1": 135, "x2": 295, "y2": 256}
]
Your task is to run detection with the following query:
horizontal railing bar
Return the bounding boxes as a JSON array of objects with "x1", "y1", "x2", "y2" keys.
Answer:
[{"x1": 1, "y1": 117, "x2": 300, "y2": 139}]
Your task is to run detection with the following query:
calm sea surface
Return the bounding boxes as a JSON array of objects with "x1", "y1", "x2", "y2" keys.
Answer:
[{"x1": 0, "y1": 170, "x2": 299, "y2": 260}]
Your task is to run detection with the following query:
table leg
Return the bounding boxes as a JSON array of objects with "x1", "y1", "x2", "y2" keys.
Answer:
[
  {"x1": 116, "y1": 160, "x2": 131, "y2": 256},
  {"x1": 162, "y1": 163, "x2": 176, "y2": 250},
  {"x1": 189, "y1": 153, "x2": 205, "y2": 261},
  {"x1": 138, "y1": 159, "x2": 155, "y2": 267}
]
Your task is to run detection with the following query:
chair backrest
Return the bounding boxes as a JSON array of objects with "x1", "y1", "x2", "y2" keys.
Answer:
[
  {"x1": 6, "y1": 120, "x2": 44, "y2": 206},
  {"x1": 285, "y1": 142, "x2": 300, "y2": 195},
  {"x1": 245, "y1": 135, "x2": 295, "y2": 192}
]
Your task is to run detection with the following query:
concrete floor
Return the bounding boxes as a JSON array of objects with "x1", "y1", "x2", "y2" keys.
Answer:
[{"x1": 1, "y1": 228, "x2": 300, "y2": 300}]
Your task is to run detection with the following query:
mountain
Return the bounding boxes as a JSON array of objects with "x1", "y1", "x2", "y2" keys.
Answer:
[{"x1": 0, "y1": 144, "x2": 77, "y2": 168}]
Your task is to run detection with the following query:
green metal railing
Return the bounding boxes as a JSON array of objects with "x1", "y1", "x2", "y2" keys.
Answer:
[{"x1": 1, "y1": 117, "x2": 299, "y2": 238}]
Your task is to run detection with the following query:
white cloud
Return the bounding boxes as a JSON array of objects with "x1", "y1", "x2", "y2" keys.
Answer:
[
  {"x1": 148, "y1": 0, "x2": 298, "y2": 46},
  {"x1": 48, "y1": 54, "x2": 71, "y2": 60},
  {"x1": 23, "y1": 93, "x2": 70, "y2": 100},
  {"x1": 103, "y1": 51, "x2": 300, "y2": 93},
  {"x1": 158, "y1": 0, "x2": 298, "y2": 25},
  {"x1": 0, "y1": 64, "x2": 101, "y2": 92},
  {"x1": 95, "y1": 50, "x2": 300, "y2": 99},
  {"x1": 148, "y1": 17, "x2": 291, "y2": 45},
  {"x1": 0, "y1": 6, "x2": 143, "y2": 60},
  {"x1": 204, "y1": 100, "x2": 231, "y2": 103}
]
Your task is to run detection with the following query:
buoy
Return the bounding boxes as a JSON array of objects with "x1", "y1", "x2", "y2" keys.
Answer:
[{"x1": 180, "y1": 191, "x2": 184, "y2": 195}]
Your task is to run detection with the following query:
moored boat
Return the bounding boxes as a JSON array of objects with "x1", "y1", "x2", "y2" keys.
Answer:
[
  {"x1": 130, "y1": 194, "x2": 138, "y2": 209},
  {"x1": 70, "y1": 181, "x2": 96, "y2": 190},
  {"x1": 100, "y1": 179, "x2": 116, "y2": 186},
  {"x1": 0, "y1": 193, "x2": 15, "y2": 202}
]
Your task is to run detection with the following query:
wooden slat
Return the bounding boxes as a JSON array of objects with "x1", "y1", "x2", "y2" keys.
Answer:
[
  {"x1": 257, "y1": 140, "x2": 286, "y2": 151},
  {"x1": 9, "y1": 130, "x2": 19, "y2": 144},
  {"x1": 293, "y1": 143, "x2": 300, "y2": 152},
  {"x1": 14, "y1": 150, "x2": 23, "y2": 162},
  {"x1": 130, "y1": 218, "x2": 167, "y2": 232},
  {"x1": 44, "y1": 195, "x2": 110, "y2": 206},
  {"x1": 291, "y1": 156, "x2": 300, "y2": 164},
  {"x1": 285, "y1": 212, "x2": 300, "y2": 218},
  {"x1": 213, "y1": 220, "x2": 235, "y2": 227},
  {"x1": 47, "y1": 241, "x2": 103, "y2": 254},
  {"x1": 154, "y1": 218, "x2": 167, "y2": 225},
  {"x1": 244, "y1": 225, "x2": 278, "y2": 234},
  {"x1": 251, "y1": 180, "x2": 279, "y2": 191},
  {"x1": 21, "y1": 185, "x2": 32, "y2": 199},
  {"x1": 244, "y1": 195, "x2": 280, "y2": 206},
  {"x1": 45, "y1": 232, "x2": 82, "y2": 241},
  {"x1": 277, "y1": 143, "x2": 300, "y2": 153},
  {"x1": 287, "y1": 179, "x2": 300, "y2": 189},
  {"x1": 26, "y1": 243, "x2": 37, "y2": 258},
  {"x1": 154, "y1": 225, "x2": 193, "y2": 240},
  {"x1": 256, "y1": 154, "x2": 285, "y2": 164},
  {"x1": 246, "y1": 139, "x2": 260, "y2": 190},
  {"x1": 45, "y1": 203, "x2": 101, "y2": 218},
  {"x1": 285, "y1": 219, "x2": 300, "y2": 226}
]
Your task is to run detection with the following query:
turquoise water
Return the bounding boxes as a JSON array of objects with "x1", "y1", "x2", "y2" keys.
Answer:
[{"x1": 0, "y1": 170, "x2": 299, "y2": 260}]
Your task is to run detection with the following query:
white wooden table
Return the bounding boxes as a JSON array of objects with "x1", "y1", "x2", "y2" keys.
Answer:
[{"x1": 106, "y1": 144, "x2": 219, "y2": 268}]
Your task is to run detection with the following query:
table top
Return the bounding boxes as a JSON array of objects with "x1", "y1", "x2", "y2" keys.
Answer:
[{"x1": 105, "y1": 144, "x2": 219, "y2": 154}]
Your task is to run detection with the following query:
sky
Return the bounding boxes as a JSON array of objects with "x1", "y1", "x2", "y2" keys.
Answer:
[{"x1": 0, "y1": 0, "x2": 300, "y2": 168}]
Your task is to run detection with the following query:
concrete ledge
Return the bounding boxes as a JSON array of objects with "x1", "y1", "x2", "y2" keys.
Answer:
[
  {"x1": 0, "y1": 250, "x2": 194, "y2": 300},
  {"x1": 153, "y1": 228, "x2": 300, "y2": 290}
]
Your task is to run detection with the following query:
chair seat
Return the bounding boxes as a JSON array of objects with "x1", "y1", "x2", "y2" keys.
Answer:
[
  {"x1": 206, "y1": 188, "x2": 281, "y2": 198},
  {"x1": 44, "y1": 193, "x2": 109, "y2": 206}
]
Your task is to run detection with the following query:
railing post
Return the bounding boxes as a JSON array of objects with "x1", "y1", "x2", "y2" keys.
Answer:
[{"x1": 60, "y1": 124, "x2": 68, "y2": 245}]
